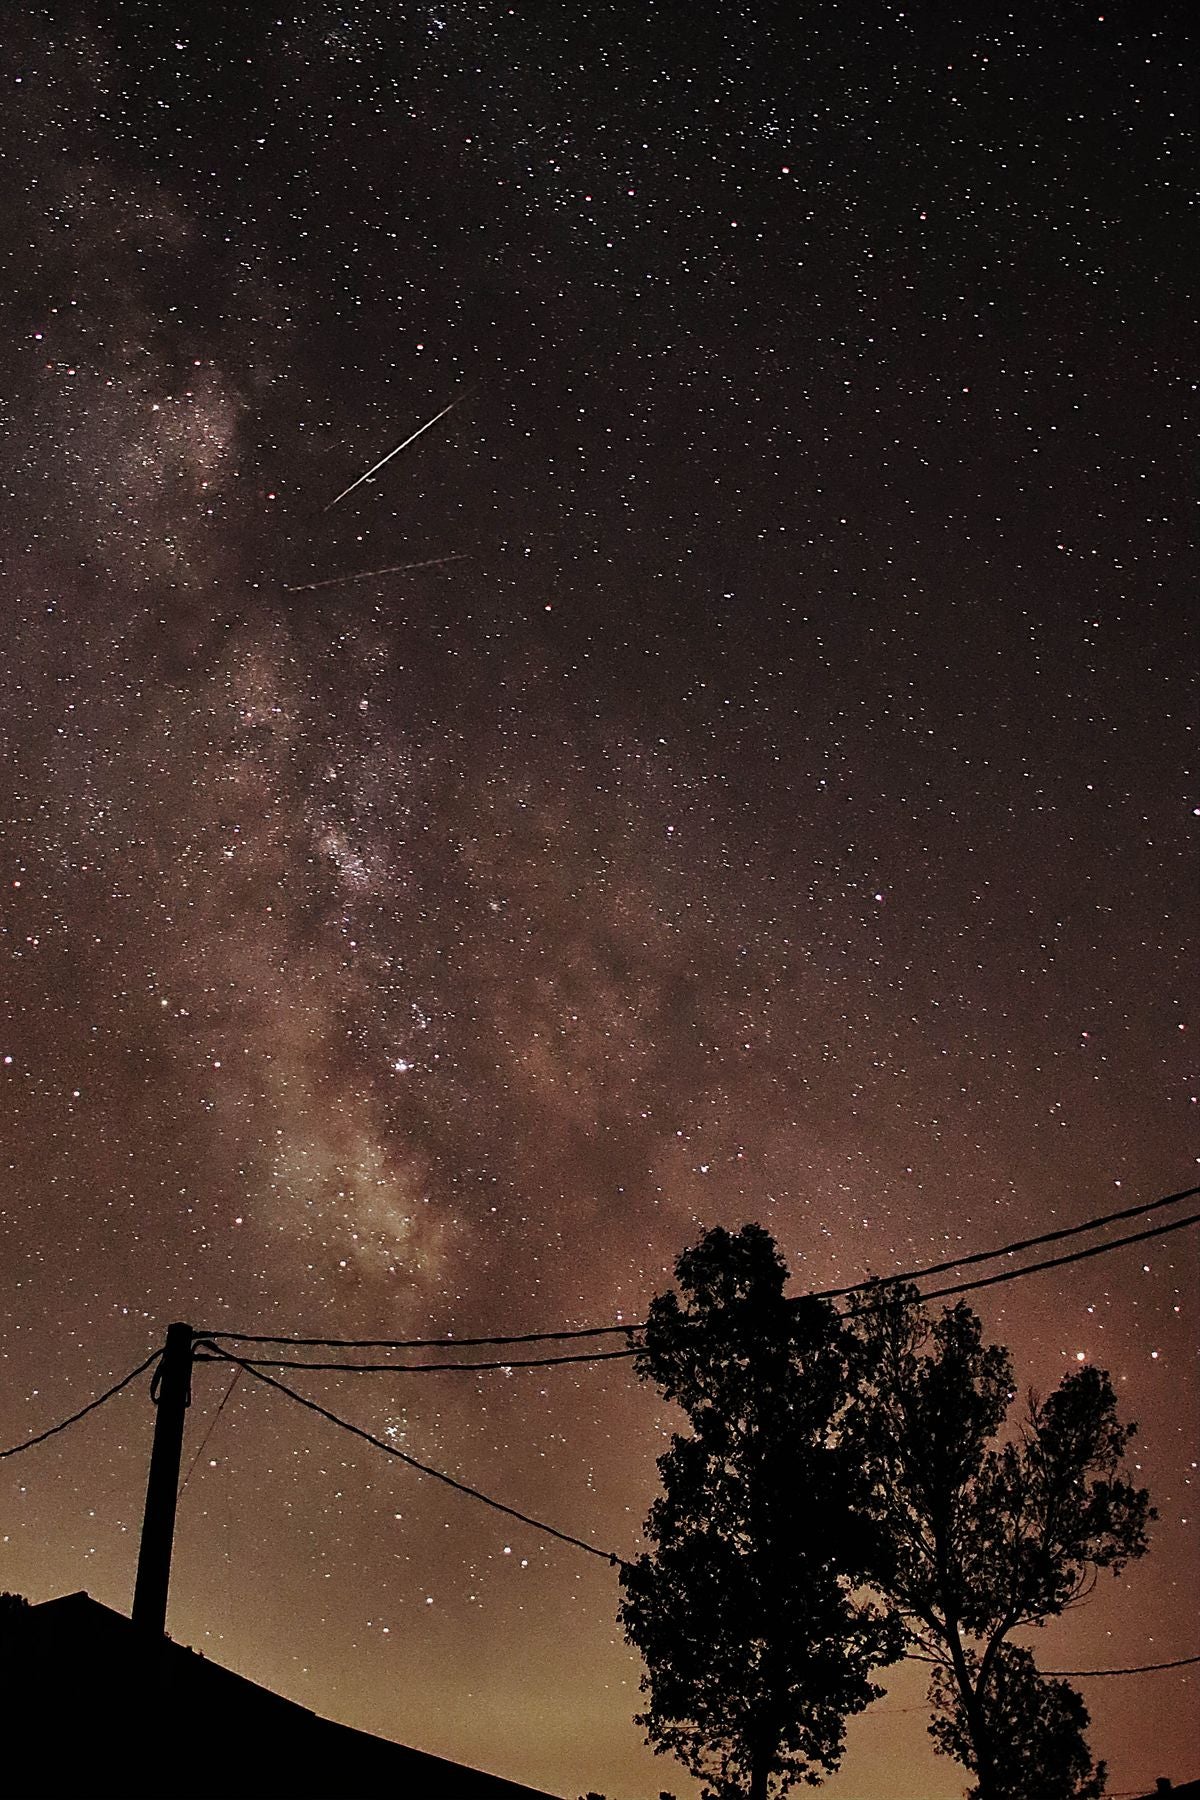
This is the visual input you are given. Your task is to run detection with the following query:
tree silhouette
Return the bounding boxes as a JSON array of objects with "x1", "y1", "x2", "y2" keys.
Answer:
[
  {"x1": 852, "y1": 1284, "x2": 1154, "y2": 1799},
  {"x1": 0, "y1": 1590, "x2": 30, "y2": 1647},
  {"x1": 619, "y1": 1225, "x2": 902, "y2": 1800},
  {"x1": 928, "y1": 1644, "x2": 1105, "y2": 1800}
]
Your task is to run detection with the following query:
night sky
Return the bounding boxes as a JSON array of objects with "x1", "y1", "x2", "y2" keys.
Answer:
[{"x1": 1, "y1": 4, "x2": 1195, "y2": 1795}]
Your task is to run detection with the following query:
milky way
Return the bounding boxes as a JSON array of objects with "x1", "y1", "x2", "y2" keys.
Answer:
[{"x1": 1, "y1": 8, "x2": 1195, "y2": 1795}]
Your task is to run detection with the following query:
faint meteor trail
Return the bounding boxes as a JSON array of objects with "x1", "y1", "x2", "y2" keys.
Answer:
[
  {"x1": 323, "y1": 398, "x2": 460, "y2": 510},
  {"x1": 283, "y1": 553, "x2": 468, "y2": 594}
]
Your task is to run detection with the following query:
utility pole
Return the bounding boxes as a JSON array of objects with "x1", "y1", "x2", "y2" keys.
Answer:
[{"x1": 132, "y1": 1321, "x2": 194, "y2": 1637}]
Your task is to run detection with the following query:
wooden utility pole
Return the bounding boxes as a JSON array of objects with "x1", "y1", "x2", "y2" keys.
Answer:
[{"x1": 132, "y1": 1321, "x2": 194, "y2": 1637}]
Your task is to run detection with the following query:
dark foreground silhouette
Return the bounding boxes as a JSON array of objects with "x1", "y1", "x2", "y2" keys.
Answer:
[{"x1": 0, "y1": 1591, "x2": 558, "y2": 1799}]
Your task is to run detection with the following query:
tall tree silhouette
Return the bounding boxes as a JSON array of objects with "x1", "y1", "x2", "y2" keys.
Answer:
[
  {"x1": 619, "y1": 1225, "x2": 901, "y2": 1800},
  {"x1": 852, "y1": 1285, "x2": 1154, "y2": 1800}
]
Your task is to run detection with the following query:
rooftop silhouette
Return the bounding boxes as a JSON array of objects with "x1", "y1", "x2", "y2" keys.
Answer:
[{"x1": 0, "y1": 1592, "x2": 558, "y2": 1799}]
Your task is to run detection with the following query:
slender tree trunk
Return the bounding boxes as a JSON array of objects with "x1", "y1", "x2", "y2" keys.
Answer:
[
  {"x1": 946, "y1": 1628, "x2": 996, "y2": 1800},
  {"x1": 748, "y1": 1722, "x2": 777, "y2": 1800},
  {"x1": 748, "y1": 1747, "x2": 770, "y2": 1800}
]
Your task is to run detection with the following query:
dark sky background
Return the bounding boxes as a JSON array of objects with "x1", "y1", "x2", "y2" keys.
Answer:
[{"x1": 1, "y1": 3, "x2": 1195, "y2": 1794}]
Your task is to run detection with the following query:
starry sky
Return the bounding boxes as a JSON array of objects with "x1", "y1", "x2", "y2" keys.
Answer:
[{"x1": 0, "y1": 3, "x2": 1195, "y2": 1794}]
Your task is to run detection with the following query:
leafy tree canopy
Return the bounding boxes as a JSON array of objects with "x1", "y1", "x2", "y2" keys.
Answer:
[
  {"x1": 620, "y1": 1225, "x2": 902, "y2": 1800},
  {"x1": 852, "y1": 1281, "x2": 1154, "y2": 1799}
]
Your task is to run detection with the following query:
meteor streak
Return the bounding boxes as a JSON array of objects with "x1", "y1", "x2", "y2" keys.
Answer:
[
  {"x1": 283, "y1": 553, "x2": 467, "y2": 594},
  {"x1": 323, "y1": 399, "x2": 459, "y2": 510}
]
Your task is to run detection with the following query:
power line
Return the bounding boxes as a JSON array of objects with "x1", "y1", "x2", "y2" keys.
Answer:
[
  {"x1": 818, "y1": 1182, "x2": 1199, "y2": 1301},
  {"x1": 1044, "y1": 1653, "x2": 1200, "y2": 1677},
  {"x1": 210, "y1": 1347, "x2": 620, "y2": 1565},
  {"x1": 907, "y1": 1647, "x2": 1200, "y2": 1679},
  {"x1": 813, "y1": 1648, "x2": 1200, "y2": 1712},
  {"x1": 0, "y1": 1349, "x2": 162, "y2": 1460},
  {"x1": 196, "y1": 1346, "x2": 637, "y2": 1374},
  {"x1": 198, "y1": 1207, "x2": 1200, "y2": 1377},
  {"x1": 180, "y1": 1366, "x2": 242, "y2": 1493},
  {"x1": 203, "y1": 1180, "x2": 1199, "y2": 1352},
  {"x1": 200, "y1": 1321, "x2": 636, "y2": 1349},
  {"x1": 862, "y1": 1209, "x2": 1200, "y2": 1311}
]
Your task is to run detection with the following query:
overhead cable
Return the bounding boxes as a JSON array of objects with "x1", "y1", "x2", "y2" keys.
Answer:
[
  {"x1": 205, "y1": 1346, "x2": 620, "y2": 1565},
  {"x1": 202, "y1": 1206, "x2": 1199, "y2": 1375},
  {"x1": 0, "y1": 1349, "x2": 162, "y2": 1460},
  {"x1": 181, "y1": 1366, "x2": 243, "y2": 1493},
  {"x1": 204, "y1": 1180, "x2": 1198, "y2": 1351},
  {"x1": 200, "y1": 1321, "x2": 636, "y2": 1349},
  {"x1": 1043, "y1": 1653, "x2": 1200, "y2": 1677},
  {"x1": 853, "y1": 1209, "x2": 1200, "y2": 1311},
  {"x1": 908, "y1": 1647, "x2": 1200, "y2": 1679},
  {"x1": 817, "y1": 1181, "x2": 1199, "y2": 1301},
  {"x1": 195, "y1": 1347, "x2": 637, "y2": 1374}
]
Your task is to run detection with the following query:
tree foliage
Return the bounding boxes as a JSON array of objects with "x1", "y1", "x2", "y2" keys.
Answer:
[
  {"x1": 620, "y1": 1230, "x2": 1155, "y2": 1800},
  {"x1": 853, "y1": 1283, "x2": 1154, "y2": 1799},
  {"x1": 619, "y1": 1225, "x2": 902, "y2": 1800},
  {"x1": 928, "y1": 1645, "x2": 1105, "y2": 1800}
]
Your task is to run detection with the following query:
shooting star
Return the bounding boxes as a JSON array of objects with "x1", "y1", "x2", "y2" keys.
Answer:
[
  {"x1": 283, "y1": 553, "x2": 468, "y2": 595},
  {"x1": 324, "y1": 399, "x2": 460, "y2": 511}
]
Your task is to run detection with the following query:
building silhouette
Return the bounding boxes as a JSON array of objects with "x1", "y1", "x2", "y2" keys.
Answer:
[{"x1": 1, "y1": 1591, "x2": 559, "y2": 1798}]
